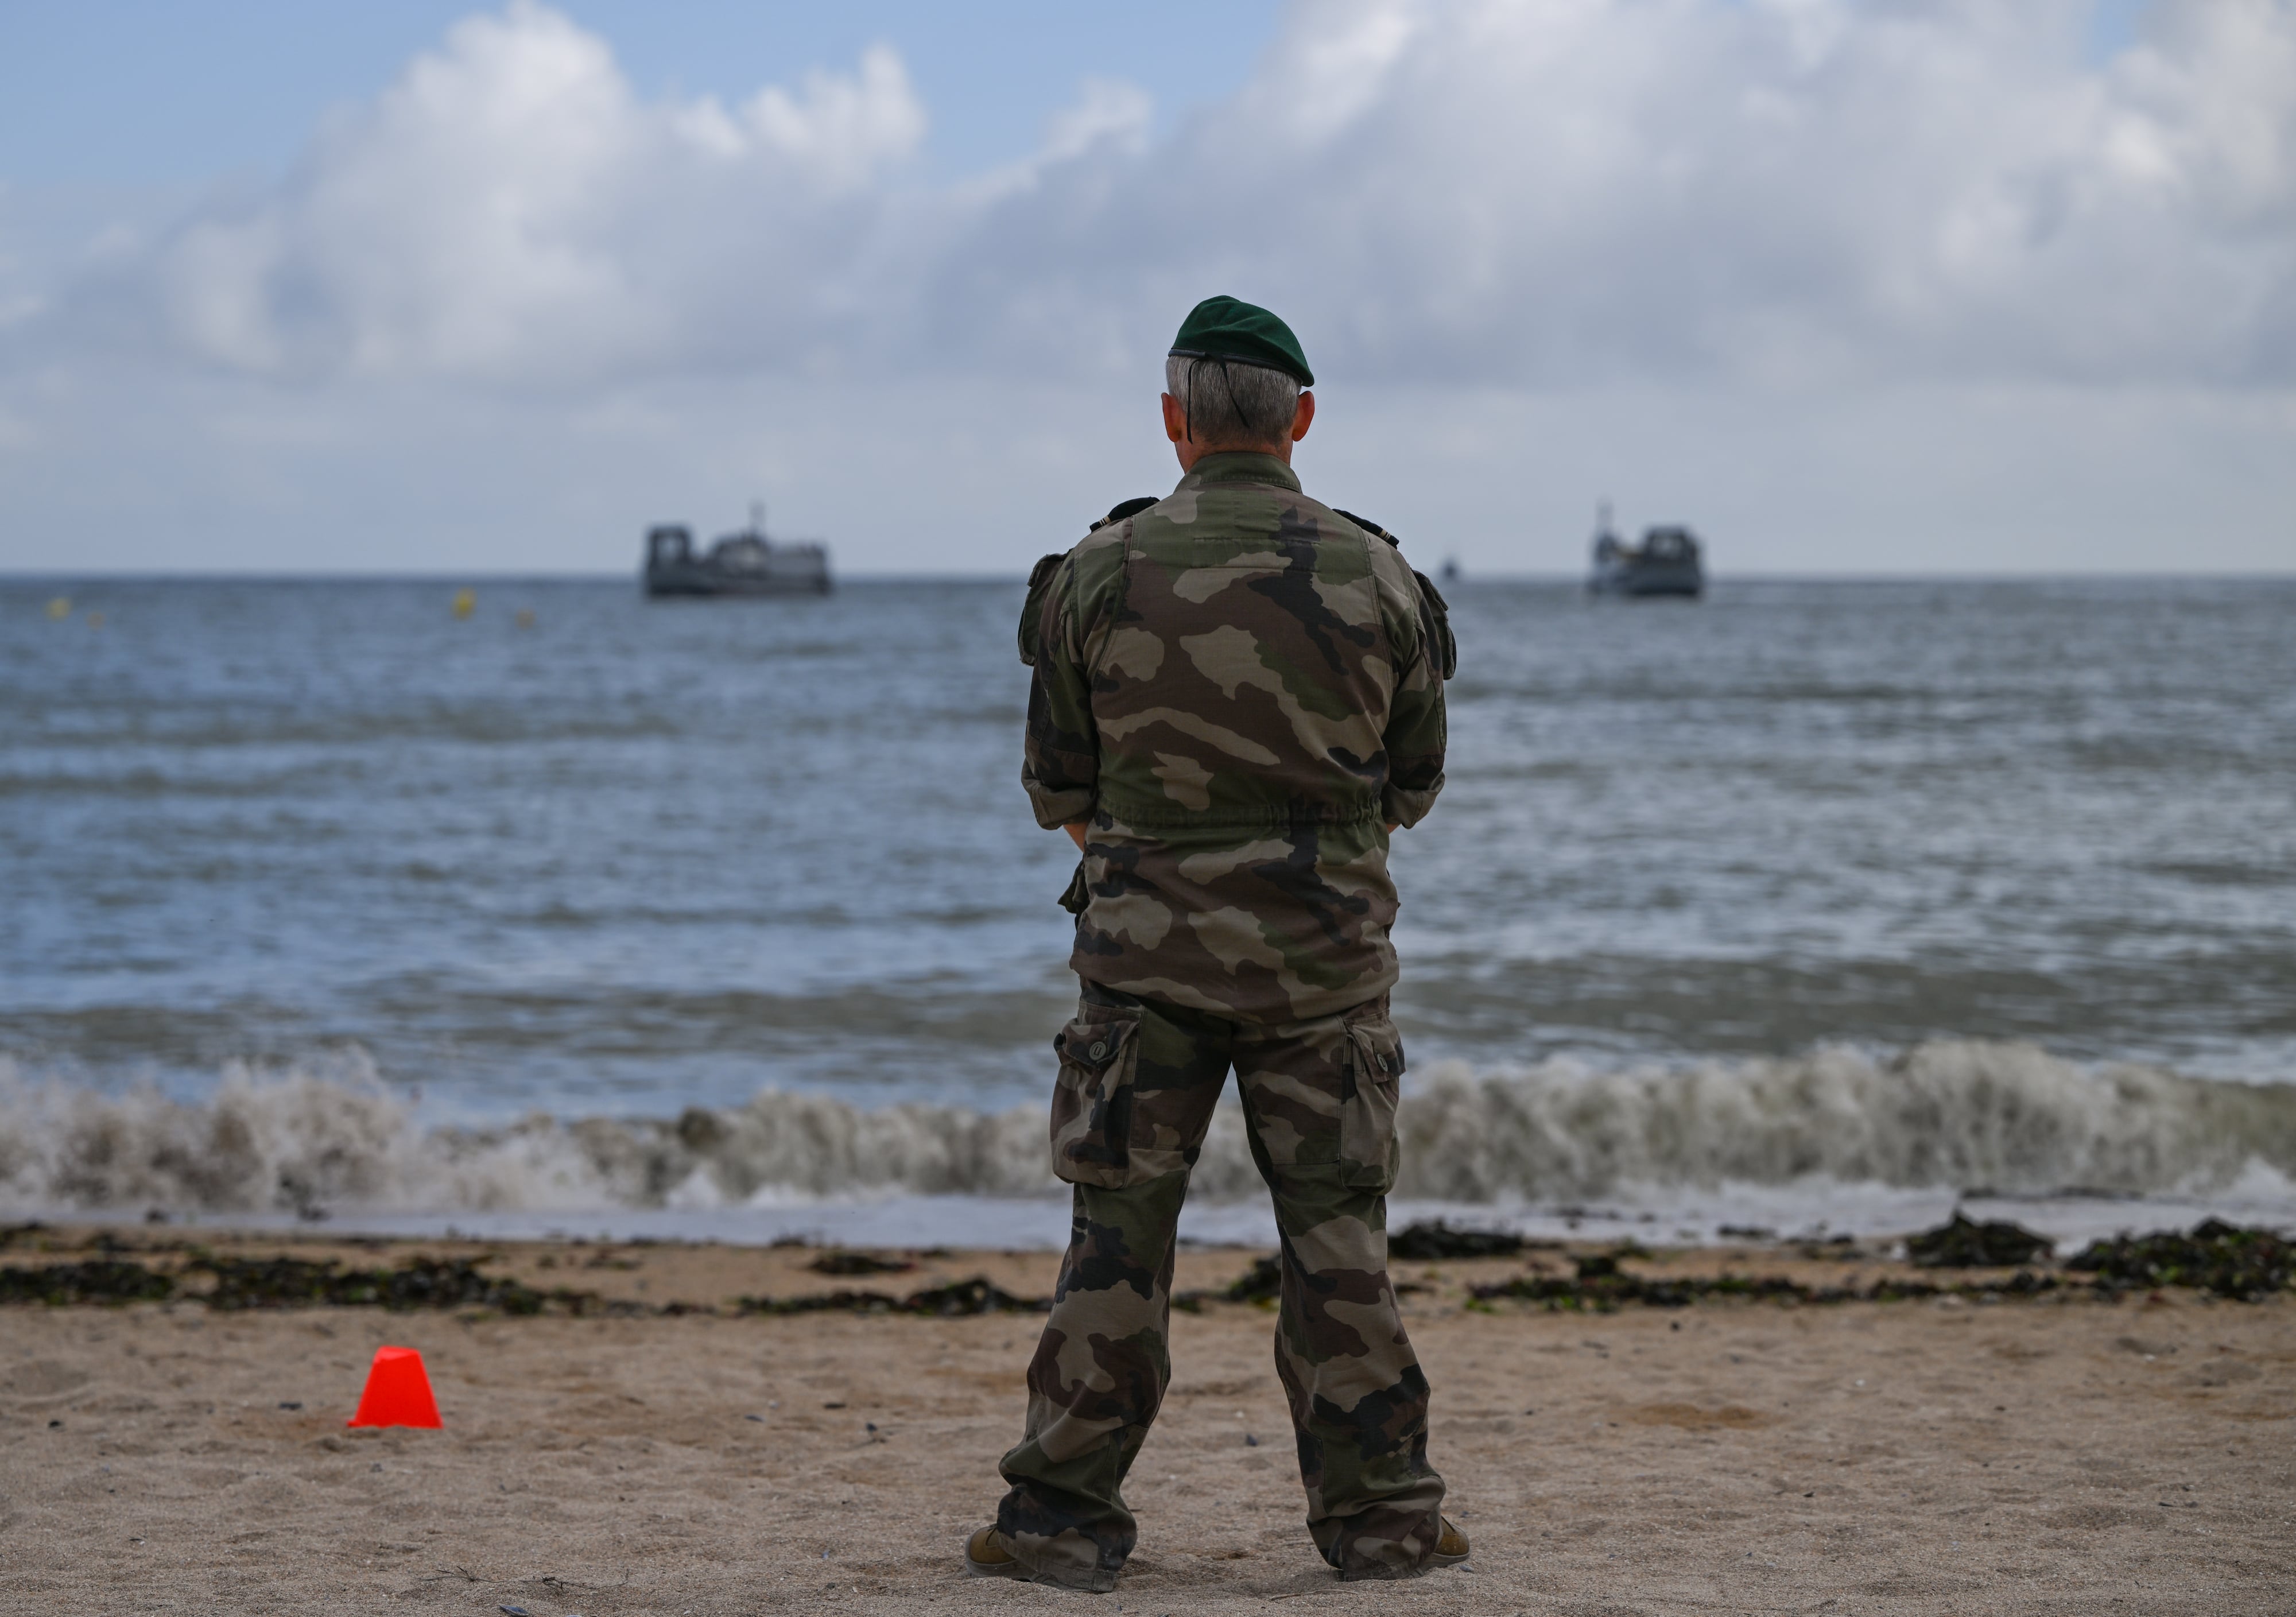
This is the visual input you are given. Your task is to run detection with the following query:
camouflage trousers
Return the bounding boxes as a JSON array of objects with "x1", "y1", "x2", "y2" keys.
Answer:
[{"x1": 994, "y1": 984, "x2": 1445, "y2": 1587}]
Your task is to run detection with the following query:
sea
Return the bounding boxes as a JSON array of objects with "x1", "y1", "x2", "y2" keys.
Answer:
[{"x1": 5, "y1": 574, "x2": 2293, "y2": 1250}]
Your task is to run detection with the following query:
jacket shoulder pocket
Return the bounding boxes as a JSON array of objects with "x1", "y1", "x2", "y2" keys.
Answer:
[
  {"x1": 1049, "y1": 1007, "x2": 1142, "y2": 1188},
  {"x1": 1018, "y1": 552, "x2": 1066, "y2": 668}
]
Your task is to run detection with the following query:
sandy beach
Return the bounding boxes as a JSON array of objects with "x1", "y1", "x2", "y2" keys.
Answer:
[{"x1": 2, "y1": 1229, "x2": 2291, "y2": 1615}]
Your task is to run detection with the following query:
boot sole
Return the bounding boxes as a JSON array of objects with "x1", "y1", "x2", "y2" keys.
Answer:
[{"x1": 1339, "y1": 1560, "x2": 1469, "y2": 1581}]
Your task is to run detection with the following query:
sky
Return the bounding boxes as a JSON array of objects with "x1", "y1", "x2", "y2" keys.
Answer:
[{"x1": 2, "y1": 0, "x2": 2293, "y2": 576}]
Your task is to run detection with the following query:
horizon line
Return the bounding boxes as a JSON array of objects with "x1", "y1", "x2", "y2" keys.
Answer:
[{"x1": 6, "y1": 569, "x2": 2294, "y2": 585}]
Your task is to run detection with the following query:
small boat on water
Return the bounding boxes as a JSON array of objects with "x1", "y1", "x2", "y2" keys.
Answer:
[
  {"x1": 643, "y1": 503, "x2": 831, "y2": 598},
  {"x1": 1589, "y1": 503, "x2": 1703, "y2": 598}
]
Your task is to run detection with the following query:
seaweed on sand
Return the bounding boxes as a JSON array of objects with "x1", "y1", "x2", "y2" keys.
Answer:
[
  {"x1": 1906, "y1": 1213, "x2": 2054, "y2": 1268},
  {"x1": 737, "y1": 1275, "x2": 1045, "y2": 1317},
  {"x1": 0, "y1": 1250, "x2": 1057, "y2": 1317},
  {"x1": 0, "y1": 1260, "x2": 178, "y2": 1305},
  {"x1": 806, "y1": 1251, "x2": 918, "y2": 1277},
  {"x1": 1388, "y1": 1221, "x2": 1527, "y2": 1261},
  {"x1": 2066, "y1": 1220, "x2": 2293, "y2": 1301},
  {"x1": 1469, "y1": 1267, "x2": 2066, "y2": 1312},
  {"x1": 0, "y1": 1254, "x2": 573, "y2": 1313},
  {"x1": 190, "y1": 1255, "x2": 554, "y2": 1314},
  {"x1": 1220, "y1": 1255, "x2": 1284, "y2": 1304}
]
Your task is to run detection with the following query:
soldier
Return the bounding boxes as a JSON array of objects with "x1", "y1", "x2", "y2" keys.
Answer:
[{"x1": 964, "y1": 296, "x2": 1465, "y2": 1590}]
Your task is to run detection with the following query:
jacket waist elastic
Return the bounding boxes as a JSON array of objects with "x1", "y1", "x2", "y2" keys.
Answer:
[{"x1": 1096, "y1": 790, "x2": 1382, "y2": 831}]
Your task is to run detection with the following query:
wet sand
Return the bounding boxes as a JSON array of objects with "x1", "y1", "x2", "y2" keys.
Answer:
[{"x1": 2, "y1": 1231, "x2": 2291, "y2": 1615}]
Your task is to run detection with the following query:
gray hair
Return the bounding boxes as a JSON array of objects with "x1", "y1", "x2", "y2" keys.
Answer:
[{"x1": 1165, "y1": 355, "x2": 1302, "y2": 446}]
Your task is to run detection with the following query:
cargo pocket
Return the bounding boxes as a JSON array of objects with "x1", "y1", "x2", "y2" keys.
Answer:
[
  {"x1": 1048, "y1": 1007, "x2": 1142, "y2": 1188},
  {"x1": 1339, "y1": 1013, "x2": 1405, "y2": 1191}
]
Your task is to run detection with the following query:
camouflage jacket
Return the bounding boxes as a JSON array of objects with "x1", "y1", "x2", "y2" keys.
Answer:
[{"x1": 1019, "y1": 451, "x2": 1452, "y2": 1025}]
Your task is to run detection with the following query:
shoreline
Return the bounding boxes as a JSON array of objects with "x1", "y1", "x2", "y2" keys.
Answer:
[
  {"x1": 7, "y1": 1169, "x2": 2293, "y2": 1257},
  {"x1": 3, "y1": 1218, "x2": 2289, "y2": 1312}
]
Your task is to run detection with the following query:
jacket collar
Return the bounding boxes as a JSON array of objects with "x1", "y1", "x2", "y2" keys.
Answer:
[{"x1": 1175, "y1": 451, "x2": 1301, "y2": 494}]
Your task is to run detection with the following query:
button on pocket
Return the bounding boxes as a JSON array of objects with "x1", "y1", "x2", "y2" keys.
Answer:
[
  {"x1": 1049, "y1": 1009, "x2": 1142, "y2": 1188},
  {"x1": 1340, "y1": 1014, "x2": 1405, "y2": 1191}
]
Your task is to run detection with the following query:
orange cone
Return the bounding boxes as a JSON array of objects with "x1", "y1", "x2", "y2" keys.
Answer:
[{"x1": 346, "y1": 1345, "x2": 443, "y2": 1429}]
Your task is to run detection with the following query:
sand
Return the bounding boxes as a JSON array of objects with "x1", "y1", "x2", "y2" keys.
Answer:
[{"x1": 2, "y1": 1231, "x2": 2292, "y2": 1615}]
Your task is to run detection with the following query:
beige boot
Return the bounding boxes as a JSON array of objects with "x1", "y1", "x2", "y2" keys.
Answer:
[
  {"x1": 1427, "y1": 1517, "x2": 1471, "y2": 1569},
  {"x1": 963, "y1": 1526, "x2": 1027, "y2": 1582}
]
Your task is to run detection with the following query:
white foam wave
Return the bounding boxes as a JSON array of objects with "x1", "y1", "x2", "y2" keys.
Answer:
[
  {"x1": 3, "y1": 1040, "x2": 2291, "y2": 1220},
  {"x1": 1395, "y1": 1040, "x2": 2296, "y2": 1202}
]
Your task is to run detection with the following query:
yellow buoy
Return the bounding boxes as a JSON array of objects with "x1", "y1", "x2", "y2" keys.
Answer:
[
  {"x1": 451, "y1": 588, "x2": 476, "y2": 620},
  {"x1": 46, "y1": 595, "x2": 69, "y2": 620},
  {"x1": 86, "y1": 611, "x2": 104, "y2": 629},
  {"x1": 515, "y1": 608, "x2": 535, "y2": 629}
]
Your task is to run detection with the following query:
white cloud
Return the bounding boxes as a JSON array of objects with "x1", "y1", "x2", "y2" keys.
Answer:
[
  {"x1": 58, "y1": 0, "x2": 2289, "y2": 393},
  {"x1": 1142, "y1": 0, "x2": 2296, "y2": 388},
  {"x1": 141, "y1": 1, "x2": 926, "y2": 382}
]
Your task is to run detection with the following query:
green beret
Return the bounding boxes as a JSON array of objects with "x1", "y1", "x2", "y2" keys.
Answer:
[{"x1": 1169, "y1": 295, "x2": 1313, "y2": 387}]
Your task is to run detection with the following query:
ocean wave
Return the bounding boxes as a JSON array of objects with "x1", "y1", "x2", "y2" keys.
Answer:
[{"x1": 2, "y1": 1041, "x2": 2292, "y2": 1218}]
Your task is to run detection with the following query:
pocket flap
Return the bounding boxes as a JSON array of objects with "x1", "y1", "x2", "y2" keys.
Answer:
[
  {"x1": 1347, "y1": 1017, "x2": 1406, "y2": 1083},
  {"x1": 1054, "y1": 1012, "x2": 1137, "y2": 1074}
]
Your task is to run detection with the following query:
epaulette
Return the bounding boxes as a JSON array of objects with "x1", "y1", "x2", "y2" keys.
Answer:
[
  {"x1": 1018, "y1": 551, "x2": 1064, "y2": 668},
  {"x1": 1090, "y1": 495, "x2": 1158, "y2": 532},
  {"x1": 1333, "y1": 509, "x2": 1456, "y2": 680}
]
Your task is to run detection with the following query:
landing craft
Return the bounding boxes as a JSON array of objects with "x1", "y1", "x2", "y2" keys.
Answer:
[
  {"x1": 643, "y1": 502, "x2": 832, "y2": 598},
  {"x1": 1588, "y1": 502, "x2": 1704, "y2": 598}
]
